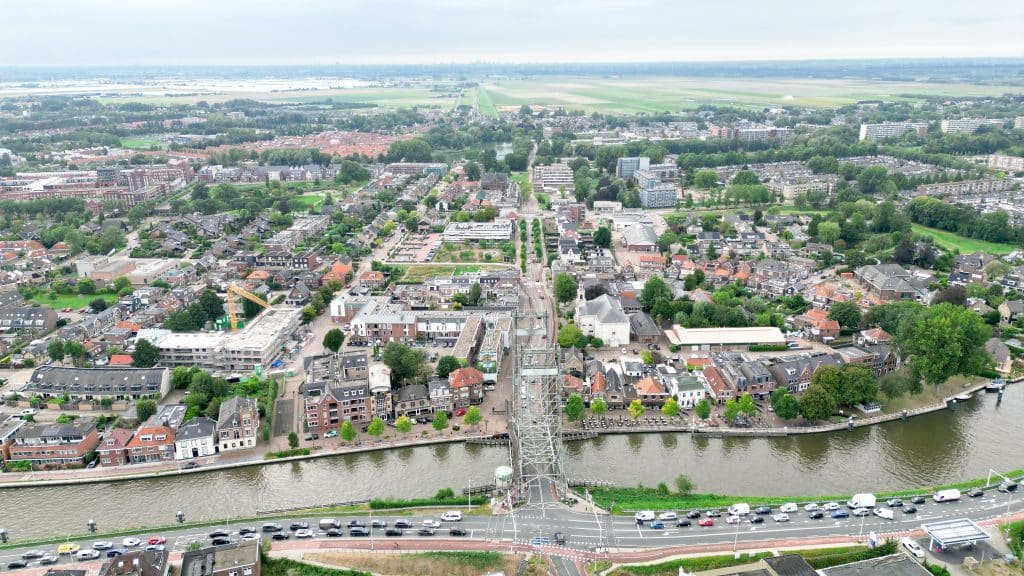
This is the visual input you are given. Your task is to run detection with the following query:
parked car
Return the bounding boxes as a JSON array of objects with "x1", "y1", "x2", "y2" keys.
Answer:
[
  {"x1": 325, "y1": 528, "x2": 343, "y2": 537},
  {"x1": 240, "y1": 534, "x2": 260, "y2": 542},
  {"x1": 21, "y1": 551, "x2": 44, "y2": 560},
  {"x1": 886, "y1": 498, "x2": 903, "y2": 508},
  {"x1": 271, "y1": 533, "x2": 289, "y2": 541},
  {"x1": 105, "y1": 550, "x2": 125, "y2": 558},
  {"x1": 726, "y1": 515, "x2": 741, "y2": 524},
  {"x1": 92, "y1": 541, "x2": 114, "y2": 550},
  {"x1": 449, "y1": 528, "x2": 467, "y2": 536},
  {"x1": 830, "y1": 509, "x2": 850, "y2": 519},
  {"x1": 262, "y1": 523, "x2": 283, "y2": 532},
  {"x1": 686, "y1": 510, "x2": 702, "y2": 519},
  {"x1": 77, "y1": 549, "x2": 101, "y2": 561},
  {"x1": 648, "y1": 521, "x2": 665, "y2": 530},
  {"x1": 967, "y1": 488, "x2": 985, "y2": 498},
  {"x1": 239, "y1": 527, "x2": 257, "y2": 535},
  {"x1": 393, "y1": 520, "x2": 413, "y2": 529},
  {"x1": 294, "y1": 529, "x2": 314, "y2": 539},
  {"x1": 808, "y1": 511, "x2": 824, "y2": 519},
  {"x1": 634, "y1": 511, "x2": 655, "y2": 522},
  {"x1": 57, "y1": 543, "x2": 81, "y2": 555},
  {"x1": 910, "y1": 496, "x2": 927, "y2": 505},
  {"x1": 211, "y1": 539, "x2": 232, "y2": 547},
  {"x1": 658, "y1": 511, "x2": 678, "y2": 521},
  {"x1": 852, "y1": 508, "x2": 870, "y2": 517},
  {"x1": 6, "y1": 561, "x2": 28, "y2": 569},
  {"x1": 779, "y1": 503, "x2": 798, "y2": 513},
  {"x1": 772, "y1": 514, "x2": 790, "y2": 522},
  {"x1": 902, "y1": 506, "x2": 917, "y2": 514},
  {"x1": 208, "y1": 531, "x2": 229, "y2": 540},
  {"x1": 901, "y1": 537, "x2": 925, "y2": 559},
  {"x1": 554, "y1": 532, "x2": 566, "y2": 545},
  {"x1": 122, "y1": 538, "x2": 141, "y2": 548},
  {"x1": 370, "y1": 520, "x2": 387, "y2": 529},
  {"x1": 346, "y1": 520, "x2": 367, "y2": 528},
  {"x1": 750, "y1": 516, "x2": 765, "y2": 524},
  {"x1": 385, "y1": 528, "x2": 404, "y2": 536},
  {"x1": 754, "y1": 506, "x2": 772, "y2": 515},
  {"x1": 698, "y1": 518, "x2": 714, "y2": 527},
  {"x1": 145, "y1": 545, "x2": 165, "y2": 552},
  {"x1": 146, "y1": 538, "x2": 166, "y2": 546},
  {"x1": 421, "y1": 519, "x2": 441, "y2": 529},
  {"x1": 440, "y1": 511, "x2": 463, "y2": 522},
  {"x1": 349, "y1": 527, "x2": 370, "y2": 537},
  {"x1": 417, "y1": 528, "x2": 435, "y2": 536},
  {"x1": 706, "y1": 509, "x2": 722, "y2": 517},
  {"x1": 676, "y1": 519, "x2": 691, "y2": 527},
  {"x1": 288, "y1": 522, "x2": 309, "y2": 531},
  {"x1": 803, "y1": 503, "x2": 820, "y2": 512},
  {"x1": 823, "y1": 502, "x2": 841, "y2": 511},
  {"x1": 38, "y1": 555, "x2": 59, "y2": 565}
]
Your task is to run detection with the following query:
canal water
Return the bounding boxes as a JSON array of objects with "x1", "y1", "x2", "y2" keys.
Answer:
[{"x1": 1, "y1": 388, "x2": 1019, "y2": 539}]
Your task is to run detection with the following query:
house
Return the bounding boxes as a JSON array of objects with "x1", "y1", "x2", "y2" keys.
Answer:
[
  {"x1": 449, "y1": 367, "x2": 485, "y2": 408},
  {"x1": 109, "y1": 354, "x2": 134, "y2": 366},
  {"x1": 628, "y1": 312, "x2": 662, "y2": 345},
  {"x1": 634, "y1": 376, "x2": 669, "y2": 406},
  {"x1": 216, "y1": 396, "x2": 260, "y2": 452},
  {"x1": 767, "y1": 352, "x2": 844, "y2": 394},
  {"x1": 575, "y1": 294, "x2": 630, "y2": 347},
  {"x1": 98, "y1": 549, "x2": 170, "y2": 576},
  {"x1": 323, "y1": 261, "x2": 353, "y2": 285},
  {"x1": 97, "y1": 428, "x2": 134, "y2": 467},
  {"x1": 999, "y1": 300, "x2": 1024, "y2": 324},
  {"x1": 393, "y1": 384, "x2": 432, "y2": 417},
  {"x1": 428, "y1": 379, "x2": 453, "y2": 413},
  {"x1": 174, "y1": 416, "x2": 217, "y2": 460},
  {"x1": 359, "y1": 271, "x2": 386, "y2": 290},
  {"x1": 126, "y1": 417, "x2": 176, "y2": 463},
  {"x1": 702, "y1": 366, "x2": 733, "y2": 404},
  {"x1": 0, "y1": 306, "x2": 58, "y2": 333},
  {"x1": 284, "y1": 282, "x2": 311, "y2": 306},
  {"x1": 20, "y1": 366, "x2": 172, "y2": 403},
  {"x1": 670, "y1": 373, "x2": 706, "y2": 408},
  {"x1": 8, "y1": 417, "x2": 100, "y2": 469},
  {"x1": 301, "y1": 353, "x2": 375, "y2": 433},
  {"x1": 986, "y1": 338, "x2": 1013, "y2": 374},
  {"x1": 855, "y1": 264, "x2": 928, "y2": 302},
  {"x1": 561, "y1": 347, "x2": 585, "y2": 377},
  {"x1": 180, "y1": 540, "x2": 260, "y2": 576}
]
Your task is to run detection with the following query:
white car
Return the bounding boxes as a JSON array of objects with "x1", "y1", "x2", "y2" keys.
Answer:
[
  {"x1": 634, "y1": 511, "x2": 655, "y2": 522},
  {"x1": 823, "y1": 502, "x2": 841, "y2": 511},
  {"x1": 852, "y1": 507, "x2": 870, "y2": 517},
  {"x1": 772, "y1": 513, "x2": 790, "y2": 522},
  {"x1": 901, "y1": 537, "x2": 925, "y2": 558},
  {"x1": 240, "y1": 533, "x2": 260, "y2": 541},
  {"x1": 92, "y1": 541, "x2": 114, "y2": 550},
  {"x1": 803, "y1": 503, "x2": 820, "y2": 512},
  {"x1": 658, "y1": 512, "x2": 678, "y2": 521},
  {"x1": 19, "y1": 408, "x2": 37, "y2": 417},
  {"x1": 76, "y1": 549, "x2": 101, "y2": 561},
  {"x1": 779, "y1": 503, "x2": 798, "y2": 513},
  {"x1": 294, "y1": 529, "x2": 314, "y2": 539},
  {"x1": 122, "y1": 537, "x2": 141, "y2": 548},
  {"x1": 421, "y1": 519, "x2": 441, "y2": 529},
  {"x1": 440, "y1": 511, "x2": 463, "y2": 522},
  {"x1": 726, "y1": 515, "x2": 742, "y2": 524}
]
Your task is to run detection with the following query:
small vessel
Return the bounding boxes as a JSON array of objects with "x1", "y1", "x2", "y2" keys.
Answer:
[
  {"x1": 954, "y1": 393, "x2": 973, "y2": 402},
  {"x1": 984, "y1": 378, "x2": 1005, "y2": 393}
]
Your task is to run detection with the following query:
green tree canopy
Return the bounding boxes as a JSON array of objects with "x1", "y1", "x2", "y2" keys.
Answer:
[
  {"x1": 131, "y1": 339, "x2": 160, "y2": 368},
  {"x1": 828, "y1": 301, "x2": 862, "y2": 328},
  {"x1": 436, "y1": 356, "x2": 461, "y2": 378},
  {"x1": 322, "y1": 328, "x2": 345, "y2": 353},
  {"x1": 395, "y1": 415, "x2": 413, "y2": 434},
  {"x1": 799, "y1": 382, "x2": 836, "y2": 421},
  {"x1": 593, "y1": 226, "x2": 611, "y2": 248},
  {"x1": 694, "y1": 169, "x2": 719, "y2": 189},
  {"x1": 694, "y1": 398, "x2": 711, "y2": 420},
  {"x1": 737, "y1": 392, "x2": 756, "y2": 417},
  {"x1": 367, "y1": 416, "x2": 384, "y2": 437},
  {"x1": 135, "y1": 398, "x2": 157, "y2": 422},
  {"x1": 554, "y1": 273, "x2": 578, "y2": 303},
  {"x1": 557, "y1": 323, "x2": 584, "y2": 348},
  {"x1": 902, "y1": 303, "x2": 991, "y2": 386},
  {"x1": 340, "y1": 420, "x2": 357, "y2": 443},
  {"x1": 627, "y1": 398, "x2": 645, "y2": 420},
  {"x1": 565, "y1": 394, "x2": 586, "y2": 423},
  {"x1": 432, "y1": 410, "x2": 449, "y2": 431},
  {"x1": 770, "y1": 388, "x2": 800, "y2": 420},
  {"x1": 464, "y1": 406, "x2": 482, "y2": 427},
  {"x1": 641, "y1": 276, "x2": 672, "y2": 311},
  {"x1": 590, "y1": 397, "x2": 608, "y2": 417},
  {"x1": 382, "y1": 343, "x2": 427, "y2": 384},
  {"x1": 661, "y1": 397, "x2": 680, "y2": 418}
]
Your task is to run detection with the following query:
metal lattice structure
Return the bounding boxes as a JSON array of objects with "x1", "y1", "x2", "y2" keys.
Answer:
[{"x1": 509, "y1": 311, "x2": 566, "y2": 509}]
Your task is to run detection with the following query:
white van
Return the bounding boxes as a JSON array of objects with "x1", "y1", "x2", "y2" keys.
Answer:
[
  {"x1": 873, "y1": 507, "x2": 894, "y2": 520},
  {"x1": 932, "y1": 489, "x2": 961, "y2": 503},
  {"x1": 727, "y1": 503, "x2": 750, "y2": 516},
  {"x1": 440, "y1": 511, "x2": 463, "y2": 522},
  {"x1": 846, "y1": 493, "x2": 876, "y2": 509},
  {"x1": 634, "y1": 510, "x2": 655, "y2": 522}
]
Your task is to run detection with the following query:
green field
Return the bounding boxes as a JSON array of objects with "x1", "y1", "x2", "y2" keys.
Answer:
[
  {"x1": 29, "y1": 293, "x2": 118, "y2": 311},
  {"x1": 911, "y1": 223, "x2": 1018, "y2": 255},
  {"x1": 475, "y1": 86, "x2": 498, "y2": 118},
  {"x1": 120, "y1": 137, "x2": 167, "y2": 150},
  {"x1": 397, "y1": 263, "x2": 510, "y2": 283},
  {"x1": 99, "y1": 86, "x2": 459, "y2": 109}
]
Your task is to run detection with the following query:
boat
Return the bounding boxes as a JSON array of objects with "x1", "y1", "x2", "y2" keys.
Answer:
[
  {"x1": 985, "y1": 379, "x2": 1006, "y2": 393},
  {"x1": 954, "y1": 393, "x2": 973, "y2": 402}
]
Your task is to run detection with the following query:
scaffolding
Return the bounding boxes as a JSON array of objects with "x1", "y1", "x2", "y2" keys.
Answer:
[{"x1": 509, "y1": 310, "x2": 566, "y2": 509}]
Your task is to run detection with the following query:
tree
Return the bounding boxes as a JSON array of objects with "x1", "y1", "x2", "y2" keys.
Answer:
[
  {"x1": 694, "y1": 398, "x2": 711, "y2": 421},
  {"x1": 554, "y1": 273, "x2": 578, "y2": 303},
  {"x1": 674, "y1": 474, "x2": 694, "y2": 495},
  {"x1": 840, "y1": 363, "x2": 878, "y2": 405},
  {"x1": 395, "y1": 415, "x2": 413, "y2": 435},
  {"x1": 113, "y1": 276, "x2": 133, "y2": 294},
  {"x1": 627, "y1": 398, "x2": 645, "y2": 420},
  {"x1": 464, "y1": 406, "x2": 482, "y2": 428},
  {"x1": 47, "y1": 339, "x2": 65, "y2": 363},
  {"x1": 432, "y1": 411, "x2": 449, "y2": 432},
  {"x1": 287, "y1": 432, "x2": 299, "y2": 449},
  {"x1": 593, "y1": 226, "x2": 611, "y2": 249},
  {"x1": 131, "y1": 339, "x2": 159, "y2": 368},
  {"x1": 367, "y1": 416, "x2": 384, "y2": 439},
  {"x1": 641, "y1": 350, "x2": 654, "y2": 365},
  {"x1": 737, "y1": 392, "x2": 756, "y2": 417},
  {"x1": 242, "y1": 297, "x2": 263, "y2": 319},
  {"x1": 770, "y1": 388, "x2": 800, "y2": 420},
  {"x1": 322, "y1": 328, "x2": 345, "y2": 353},
  {"x1": 694, "y1": 169, "x2": 719, "y2": 189},
  {"x1": 382, "y1": 343, "x2": 427, "y2": 383},
  {"x1": 723, "y1": 399, "x2": 740, "y2": 421},
  {"x1": 818, "y1": 221, "x2": 841, "y2": 245},
  {"x1": 464, "y1": 161, "x2": 481, "y2": 181},
  {"x1": 557, "y1": 323, "x2": 584, "y2": 348},
  {"x1": 77, "y1": 278, "x2": 96, "y2": 295},
  {"x1": 64, "y1": 341, "x2": 86, "y2": 366},
  {"x1": 799, "y1": 382, "x2": 836, "y2": 421},
  {"x1": 640, "y1": 276, "x2": 671, "y2": 311},
  {"x1": 565, "y1": 394, "x2": 586, "y2": 424},
  {"x1": 828, "y1": 301, "x2": 862, "y2": 329},
  {"x1": 902, "y1": 303, "x2": 990, "y2": 386},
  {"x1": 590, "y1": 397, "x2": 608, "y2": 418},
  {"x1": 466, "y1": 282, "x2": 483, "y2": 306},
  {"x1": 661, "y1": 397, "x2": 680, "y2": 418},
  {"x1": 340, "y1": 421, "x2": 357, "y2": 443},
  {"x1": 89, "y1": 297, "x2": 109, "y2": 312},
  {"x1": 135, "y1": 399, "x2": 157, "y2": 422}
]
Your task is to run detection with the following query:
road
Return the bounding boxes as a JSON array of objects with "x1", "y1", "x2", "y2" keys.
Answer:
[{"x1": 3, "y1": 490, "x2": 1022, "y2": 570}]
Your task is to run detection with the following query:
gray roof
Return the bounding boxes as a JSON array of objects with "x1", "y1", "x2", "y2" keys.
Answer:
[
  {"x1": 176, "y1": 416, "x2": 216, "y2": 441},
  {"x1": 396, "y1": 383, "x2": 428, "y2": 403},
  {"x1": 819, "y1": 553, "x2": 932, "y2": 576},
  {"x1": 15, "y1": 417, "x2": 97, "y2": 441},
  {"x1": 623, "y1": 224, "x2": 658, "y2": 246},
  {"x1": 763, "y1": 555, "x2": 817, "y2": 576},
  {"x1": 181, "y1": 541, "x2": 259, "y2": 576},
  {"x1": 579, "y1": 294, "x2": 629, "y2": 326},
  {"x1": 23, "y1": 366, "x2": 167, "y2": 397},
  {"x1": 216, "y1": 396, "x2": 257, "y2": 429},
  {"x1": 629, "y1": 312, "x2": 662, "y2": 337}
]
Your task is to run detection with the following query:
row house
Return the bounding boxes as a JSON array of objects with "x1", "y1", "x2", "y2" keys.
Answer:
[
  {"x1": 126, "y1": 418, "x2": 176, "y2": 464},
  {"x1": 449, "y1": 367, "x2": 485, "y2": 408},
  {"x1": 714, "y1": 352, "x2": 776, "y2": 398},
  {"x1": 216, "y1": 396, "x2": 260, "y2": 453},
  {"x1": 97, "y1": 428, "x2": 134, "y2": 467},
  {"x1": 8, "y1": 418, "x2": 100, "y2": 469},
  {"x1": 766, "y1": 352, "x2": 845, "y2": 393}
]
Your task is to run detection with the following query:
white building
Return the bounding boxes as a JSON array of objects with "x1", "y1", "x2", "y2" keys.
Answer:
[
  {"x1": 639, "y1": 184, "x2": 678, "y2": 208},
  {"x1": 988, "y1": 154, "x2": 1024, "y2": 173},
  {"x1": 173, "y1": 416, "x2": 217, "y2": 460},
  {"x1": 940, "y1": 118, "x2": 1004, "y2": 134},
  {"x1": 858, "y1": 122, "x2": 928, "y2": 142},
  {"x1": 574, "y1": 294, "x2": 630, "y2": 347},
  {"x1": 442, "y1": 219, "x2": 514, "y2": 242},
  {"x1": 155, "y1": 307, "x2": 302, "y2": 372}
]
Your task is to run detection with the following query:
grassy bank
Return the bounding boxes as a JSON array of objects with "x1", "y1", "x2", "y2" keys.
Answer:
[
  {"x1": 587, "y1": 468, "x2": 1024, "y2": 512},
  {"x1": 264, "y1": 558, "x2": 368, "y2": 576},
  {"x1": 911, "y1": 224, "x2": 1017, "y2": 256},
  {"x1": 306, "y1": 550, "x2": 521, "y2": 576},
  {"x1": 609, "y1": 552, "x2": 773, "y2": 576}
]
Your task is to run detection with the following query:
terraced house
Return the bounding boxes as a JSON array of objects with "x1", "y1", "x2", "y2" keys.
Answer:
[{"x1": 8, "y1": 418, "x2": 100, "y2": 469}]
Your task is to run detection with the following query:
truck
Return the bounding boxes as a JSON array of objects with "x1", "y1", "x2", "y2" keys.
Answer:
[
  {"x1": 932, "y1": 489, "x2": 961, "y2": 503},
  {"x1": 727, "y1": 503, "x2": 751, "y2": 516},
  {"x1": 846, "y1": 493, "x2": 876, "y2": 509}
]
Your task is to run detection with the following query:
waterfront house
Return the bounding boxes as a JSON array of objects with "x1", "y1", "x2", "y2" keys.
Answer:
[
  {"x1": 174, "y1": 416, "x2": 217, "y2": 460},
  {"x1": 216, "y1": 396, "x2": 260, "y2": 452}
]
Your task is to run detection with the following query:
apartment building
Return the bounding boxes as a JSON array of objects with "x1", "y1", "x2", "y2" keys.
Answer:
[
  {"x1": 301, "y1": 353, "x2": 375, "y2": 434},
  {"x1": 21, "y1": 366, "x2": 171, "y2": 402},
  {"x1": 639, "y1": 184, "x2": 678, "y2": 208},
  {"x1": 155, "y1": 307, "x2": 301, "y2": 372},
  {"x1": 940, "y1": 118, "x2": 1004, "y2": 134},
  {"x1": 532, "y1": 163, "x2": 574, "y2": 193},
  {"x1": 615, "y1": 156, "x2": 650, "y2": 179},
  {"x1": 988, "y1": 154, "x2": 1024, "y2": 173},
  {"x1": 126, "y1": 418, "x2": 176, "y2": 464},
  {"x1": 180, "y1": 540, "x2": 260, "y2": 576},
  {"x1": 442, "y1": 219, "x2": 514, "y2": 242},
  {"x1": 916, "y1": 178, "x2": 1015, "y2": 199},
  {"x1": 858, "y1": 122, "x2": 929, "y2": 141}
]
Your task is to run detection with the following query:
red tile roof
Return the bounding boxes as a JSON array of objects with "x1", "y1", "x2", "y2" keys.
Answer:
[
  {"x1": 109, "y1": 354, "x2": 133, "y2": 366},
  {"x1": 449, "y1": 367, "x2": 484, "y2": 389}
]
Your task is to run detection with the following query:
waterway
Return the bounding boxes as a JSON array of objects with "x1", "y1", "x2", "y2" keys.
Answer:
[{"x1": 1, "y1": 388, "x2": 1019, "y2": 540}]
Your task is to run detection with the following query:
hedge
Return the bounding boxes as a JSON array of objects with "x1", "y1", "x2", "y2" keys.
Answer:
[
  {"x1": 264, "y1": 448, "x2": 311, "y2": 460},
  {"x1": 610, "y1": 552, "x2": 773, "y2": 575},
  {"x1": 800, "y1": 540, "x2": 896, "y2": 569},
  {"x1": 748, "y1": 344, "x2": 789, "y2": 352},
  {"x1": 368, "y1": 496, "x2": 486, "y2": 510}
]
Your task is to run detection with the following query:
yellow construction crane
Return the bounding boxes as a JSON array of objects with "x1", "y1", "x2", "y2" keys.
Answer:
[{"x1": 226, "y1": 283, "x2": 269, "y2": 330}]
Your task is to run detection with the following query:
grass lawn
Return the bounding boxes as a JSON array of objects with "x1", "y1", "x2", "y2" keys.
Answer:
[
  {"x1": 911, "y1": 224, "x2": 1017, "y2": 255},
  {"x1": 29, "y1": 293, "x2": 118, "y2": 310},
  {"x1": 120, "y1": 136, "x2": 167, "y2": 150},
  {"x1": 880, "y1": 374, "x2": 984, "y2": 414},
  {"x1": 609, "y1": 552, "x2": 773, "y2": 576},
  {"x1": 396, "y1": 263, "x2": 510, "y2": 283},
  {"x1": 475, "y1": 86, "x2": 499, "y2": 118},
  {"x1": 291, "y1": 193, "x2": 325, "y2": 211},
  {"x1": 306, "y1": 551, "x2": 517, "y2": 576}
]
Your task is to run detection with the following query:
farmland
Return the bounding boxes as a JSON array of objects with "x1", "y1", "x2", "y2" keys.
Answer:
[{"x1": 475, "y1": 86, "x2": 499, "y2": 118}]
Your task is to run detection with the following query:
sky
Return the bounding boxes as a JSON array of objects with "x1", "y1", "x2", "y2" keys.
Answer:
[{"x1": 2, "y1": 0, "x2": 1023, "y2": 67}]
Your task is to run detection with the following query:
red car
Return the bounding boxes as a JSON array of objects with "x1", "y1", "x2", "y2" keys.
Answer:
[
  {"x1": 455, "y1": 408, "x2": 466, "y2": 417},
  {"x1": 147, "y1": 537, "x2": 166, "y2": 545},
  {"x1": 698, "y1": 518, "x2": 714, "y2": 527}
]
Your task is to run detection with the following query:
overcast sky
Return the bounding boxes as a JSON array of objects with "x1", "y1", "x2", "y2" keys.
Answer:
[{"x1": 2, "y1": 0, "x2": 1023, "y2": 67}]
